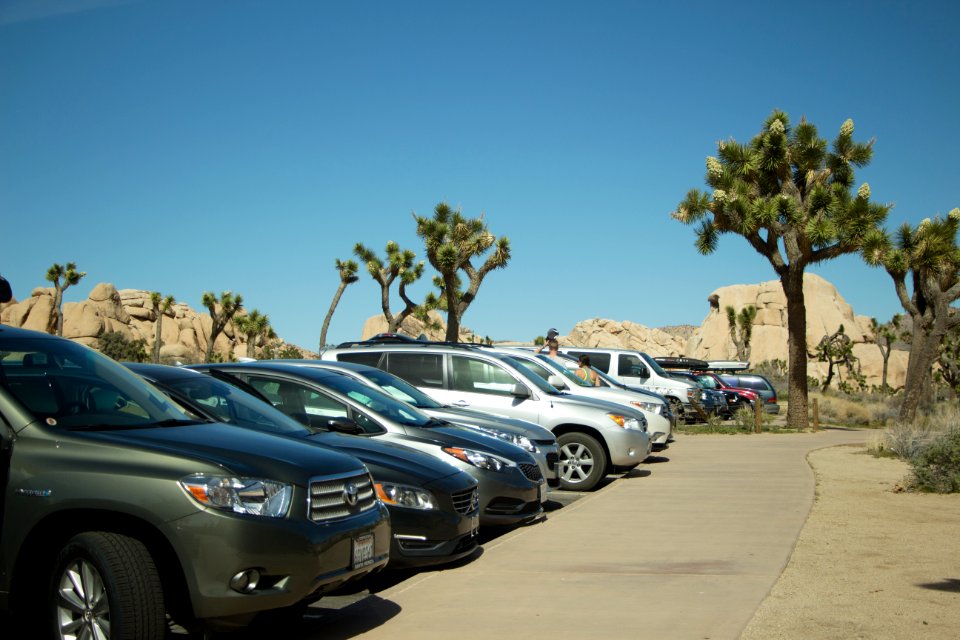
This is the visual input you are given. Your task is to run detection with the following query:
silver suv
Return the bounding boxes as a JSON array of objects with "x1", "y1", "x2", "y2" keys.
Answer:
[{"x1": 322, "y1": 342, "x2": 651, "y2": 491}]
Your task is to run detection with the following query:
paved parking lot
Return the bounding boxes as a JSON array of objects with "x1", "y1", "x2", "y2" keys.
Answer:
[{"x1": 189, "y1": 429, "x2": 866, "y2": 640}]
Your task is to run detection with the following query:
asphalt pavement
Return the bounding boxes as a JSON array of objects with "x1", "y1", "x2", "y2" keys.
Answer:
[{"x1": 217, "y1": 427, "x2": 868, "y2": 640}]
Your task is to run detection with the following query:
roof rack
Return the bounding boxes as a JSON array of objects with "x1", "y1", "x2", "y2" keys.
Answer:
[
  {"x1": 654, "y1": 356, "x2": 709, "y2": 370},
  {"x1": 334, "y1": 334, "x2": 496, "y2": 351}
]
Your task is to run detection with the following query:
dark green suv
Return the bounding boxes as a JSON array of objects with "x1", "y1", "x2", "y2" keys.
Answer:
[{"x1": 0, "y1": 327, "x2": 390, "y2": 638}]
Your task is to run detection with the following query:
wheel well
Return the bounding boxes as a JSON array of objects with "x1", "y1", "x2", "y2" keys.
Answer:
[
  {"x1": 550, "y1": 424, "x2": 611, "y2": 471},
  {"x1": 10, "y1": 509, "x2": 193, "y2": 623}
]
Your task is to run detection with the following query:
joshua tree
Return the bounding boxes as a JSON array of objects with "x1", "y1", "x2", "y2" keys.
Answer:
[
  {"x1": 725, "y1": 305, "x2": 756, "y2": 361},
  {"x1": 149, "y1": 292, "x2": 175, "y2": 363},
  {"x1": 319, "y1": 258, "x2": 360, "y2": 349},
  {"x1": 353, "y1": 242, "x2": 425, "y2": 334},
  {"x1": 863, "y1": 210, "x2": 960, "y2": 422},
  {"x1": 201, "y1": 291, "x2": 243, "y2": 363},
  {"x1": 45, "y1": 262, "x2": 86, "y2": 336},
  {"x1": 234, "y1": 309, "x2": 274, "y2": 359},
  {"x1": 673, "y1": 111, "x2": 889, "y2": 429},
  {"x1": 811, "y1": 325, "x2": 859, "y2": 391},
  {"x1": 868, "y1": 315, "x2": 902, "y2": 392},
  {"x1": 414, "y1": 202, "x2": 511, "y2": 342}
]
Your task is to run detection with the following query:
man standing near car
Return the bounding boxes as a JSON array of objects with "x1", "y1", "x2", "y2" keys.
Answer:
[{"x1": 536, "y1": 328, "x2": 561, "y2": 360}]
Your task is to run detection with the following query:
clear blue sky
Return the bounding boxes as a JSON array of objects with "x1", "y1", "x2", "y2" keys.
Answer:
[{"x1": 2, "y1": 0, "x2": 958, "y2": 350}]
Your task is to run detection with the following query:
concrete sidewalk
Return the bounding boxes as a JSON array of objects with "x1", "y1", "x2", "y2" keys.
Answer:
[{"x1": 310, "y1": 429, "x2": 868, "y2": 640}]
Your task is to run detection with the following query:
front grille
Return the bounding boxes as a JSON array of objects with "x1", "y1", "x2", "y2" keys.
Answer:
[
  {"x1": 452, "y1": 487, "x2": 479, "y2": 515},
  {"x1": 518, "y1": 463, "x2": 543, "y2": 482},
  {"x1": 308, "y1": 471, "x2": 377, "y2": 522}
]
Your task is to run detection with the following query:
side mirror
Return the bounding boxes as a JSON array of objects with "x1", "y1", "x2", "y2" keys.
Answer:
[
  {"x1": 635, "y1": 365, "x2": 650, "y2": 379},
  {"x1": 511, "y1": 383, "x2": 531, "y2": 399},
  {"x1": 326, "y1": 417, "x2": 364, "y2": 435},
  {"x1": 547, "y1": 374, "x2": 568, "y2": 390}
]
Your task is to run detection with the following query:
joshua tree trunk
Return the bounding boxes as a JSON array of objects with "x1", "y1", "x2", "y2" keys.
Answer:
[
  {"x1": 782, "y1": 268, "x2": 809, "y2": 429},
  {"x1": 320, "y1": 283, "x2": 347, "y2": 349},
  {"x1": 153, "y1": 313, "x2": 164, "y2": 363}
]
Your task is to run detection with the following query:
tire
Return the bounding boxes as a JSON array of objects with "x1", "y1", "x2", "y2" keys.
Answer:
[
  {"x1": 557, "y1": 432, "x2": 607, "y2": 491},
  {"x1": 51, "y1": 531, "x2": 166, "y2": 640}
]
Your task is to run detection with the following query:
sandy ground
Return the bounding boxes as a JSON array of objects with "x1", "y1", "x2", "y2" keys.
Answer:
[{"x1": 740, "y1": 444, "x2": 960, "y2": 640}]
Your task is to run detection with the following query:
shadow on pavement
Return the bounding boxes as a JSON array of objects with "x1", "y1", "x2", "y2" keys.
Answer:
[{"x1": 917, "y1": 578, "x2": 960, "y2": 593}]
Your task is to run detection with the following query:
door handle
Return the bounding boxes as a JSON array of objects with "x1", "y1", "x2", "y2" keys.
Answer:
[{"x1": 451, "y1": 400, "x2": 469, "y2": 407}]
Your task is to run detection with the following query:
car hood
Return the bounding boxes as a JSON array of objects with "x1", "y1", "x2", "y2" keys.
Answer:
[
  {"x1": 79, "y1": 422, "x2": 365, "y2": 483},
  {"x1": 400, "y1": 422, "x2": 537, "y2": 465},
  {"x1": 422, "y1": 406, "x2": 556, "y2": 441},
  {"x1": 306, "y1": 431, "x2": 462, "y2": 484},
  {"x1": 541, "y1": 391, "x2": 650, "y2": 421}
]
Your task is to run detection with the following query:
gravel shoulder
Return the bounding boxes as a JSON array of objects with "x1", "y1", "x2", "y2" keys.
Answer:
[{"x1": 740, "y1": 445, "x2": 960, "y2": 640}]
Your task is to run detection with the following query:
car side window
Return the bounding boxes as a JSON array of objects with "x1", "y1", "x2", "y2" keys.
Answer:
[
  {"x1": 336, "y1": 351, "x2": 382, "y2": 367},
  {"x1": 618, "y1": 354, "x2": 644, "y2": 376},
  {"x1": 244, "y1": 375, "x2": 348, "y2": 420},
  {"x1": 348, "y1": 408, "x2": 387, "y2": 435},
  {"x1": 384, "y1": 353, "x2": 444, "y2": 388},
  {"x1": 450, "y1": 356, "x2": 517, "y2": 396},
  {"x1": 588, "y1": 353, "x2": 611, "y2": 373}
]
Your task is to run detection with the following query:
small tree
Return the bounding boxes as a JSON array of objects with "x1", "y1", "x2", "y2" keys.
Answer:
[
  {"x1": 811, "y1": 324, "x2": 860, "y2": 391},
  {"x1": 673, "y1": 112, "x2": 889, "y2": 429},
  {"x1": 868, "y1": 315, "x2": 902, "y2": 392},
  {"x1": 149, "y1": 292, "x2": 176, "y2": 364},
  {"x1": 201, "y1": 291, "x2": 243, "y2": 363},
  {"x1": 319, "y1": 258, "x2": 360, "y2": 349},
  {"x1": 97, "y1": 331, "x2": 148, "y2": 362},
  {"x1": 45, "y1": 262, "x2": 86, "y2": 336},
  {"x1": 234, "y1": 309, "x2": 273, "y2": 359},
  {"x1": 414, "y1": 202, "x2": 511, "y2": 342},
  {"x1": 353, "y1": 242, "x2": 425, "y2": 334},
  {"x1": 863, "y1": 210, "x2": 960, "y2": 422},
  {"x1": 725, "y1": 305, "x2": 756, "y2": 361}
]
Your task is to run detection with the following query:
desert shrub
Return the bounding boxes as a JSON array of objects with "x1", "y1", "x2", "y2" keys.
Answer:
[
  {"x1": 96, "y1": 331, "x2": 148, "y2": 363},
  {"x1": 908, "y1": 426, "x2": 960, "y2": 493}
]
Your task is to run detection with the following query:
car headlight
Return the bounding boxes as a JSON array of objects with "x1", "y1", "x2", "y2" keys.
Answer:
[
  {"x1": 442, "y1": 446, "x2": 506, "y2": 472},
  {"x1": 180, "y1": 475, "x2": 292, "y2": 518},
  {"x1": 630, "y1": 401, "x2": 663, "y2": 415},
  {"x1": 607, "y1": 413, "x2": 647, "y2": 431},
  {"x1": 687, "y1": 389, "x2": 697, "y2": 401},
  {"x1": 471, "y1": 426, "x2": 536, "y2": 452},
  {"x1": 375, "y1": 482, "x2": 437, "y2": 510}
]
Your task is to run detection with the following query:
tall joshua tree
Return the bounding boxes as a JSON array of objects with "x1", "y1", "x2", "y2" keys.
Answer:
[
  {"x1": 149, "y1": 292, "x2": 175, "y2": 363},
  {"x1": 320, "y1": 258, "x2": 360, "y2": 349},
  {"x1": 201, "y1": 291, "x2": 243, "y2": 363},
  {"x1": 45, "y1": 262, "x2": 86, "y2": 336},
  {"x1": 725, "y1": 305, "x2": 756, "y2": 361},
  {"x1": 234, "y1": 309, "x2": 273, "y2": 359},
  {"x1": 863, "y1": 210, "x2": 960, "y2": 422},
  {"x1": 353, "y1": 242, "x2": 425, "y2": 334},
  {"x1": 414, "y1": 202, "x2": 511, "y2": 342},
  {"x1": 673, "y1": 111, "x2": 889, "y2": 429}
]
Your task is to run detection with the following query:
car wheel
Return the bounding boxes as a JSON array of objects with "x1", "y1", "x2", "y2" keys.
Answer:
[
  {"x1": 557, "y1": 432, "x2": 607, "y2": 491},
  {"x1": 51, "y1": 531, "x2": 166, "y2": 640}
]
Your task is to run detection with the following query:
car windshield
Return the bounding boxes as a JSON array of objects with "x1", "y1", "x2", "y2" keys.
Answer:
[
  {"x1": 0, "y1": 336, "x2": 190, "y2": 430},
  {"x1": 351, "y1": 367, "x2": 444, "y2": 409},
  {"x1": 160, "y1": 375, "x2": 310, "y2": 437},
  {"x1": 528, "y1": 354, "x2": 594, "y2": 387},
  {"x1": 640, "y1": 352, "x2": 671, "y2": 377},
  {"x1": 696, "y1": 374, "x2": 719, "y2": 389},
  {"x1": 500, "y1": 356, "x2": 561, "y2": 394},
  {"x1": 317, "y1": 373, "x2": 434, "y2": 427}
]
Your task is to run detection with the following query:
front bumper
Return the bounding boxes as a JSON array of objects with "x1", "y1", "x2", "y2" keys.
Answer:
[
  {"x1": 603, "y1": 427, "x2": 651, "y2": 466},
  {"x1": 164, "y1": 500, "x2": 390, "y2": 626},
  {"x1": 459, "y1": 463, "x2": 544, "y2": 527}
]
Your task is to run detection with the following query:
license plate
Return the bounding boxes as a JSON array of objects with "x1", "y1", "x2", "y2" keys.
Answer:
[
  {"x1": 352, "y1": 534, "x2": 375, "y2": 570},
  {"x1": 538, "y1": 482, "x2": 547, "y2": 503},
  {"x1": 469, "y1": 514, "x2": 480, "y2": 536}
]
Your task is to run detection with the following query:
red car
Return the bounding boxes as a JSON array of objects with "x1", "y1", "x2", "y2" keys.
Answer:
[{"x1": 691, "y1": 371, "x2": 760, "y2": 408}]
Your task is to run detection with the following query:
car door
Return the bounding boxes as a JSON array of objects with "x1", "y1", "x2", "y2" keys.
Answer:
[
  {"x1": 426, "y1": 354, "x2": 542, "y2": 425},
  {"x1": 616, "y1": 353, "x2": 651, "y2": 387}
]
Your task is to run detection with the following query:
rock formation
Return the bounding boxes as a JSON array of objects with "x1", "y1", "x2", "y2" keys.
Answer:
[
  {"x1": 359, "y1": 311, "x2": 479, "y2": 343},
  {"x1": 0, "y1": 283, "x2": 309, "y2": 362}
]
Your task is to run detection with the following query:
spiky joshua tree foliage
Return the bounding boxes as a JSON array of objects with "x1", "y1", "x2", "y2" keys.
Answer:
[
  {"x1": 673, "y1": 111, "x2": 889, "y2": 429},
  {"x1": 863, "y1": 210, "x2": 960, "y2": 422},
  {"x1": 415, "y1": 202, "x2": 511, "y2": 342},
  {"x1": 725, "y1": 305, "x2": 756, "y2": 362},
  {"x1": 234, "y1": 309, "x2": 274, "y2": 359},
  {"x1": 45, "y1": 262, "x2": 86, "y2": 336},
  {"x1": 201, "y1": 291, "x2": 243, "y2": 363}
]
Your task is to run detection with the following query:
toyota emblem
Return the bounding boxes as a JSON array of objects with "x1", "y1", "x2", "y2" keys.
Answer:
[{"x1": 343, "y1": 482, "x2": 359, "y2": 507}]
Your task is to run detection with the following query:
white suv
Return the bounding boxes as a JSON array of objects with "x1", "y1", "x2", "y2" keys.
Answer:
[{"x1": 322, "y1": 342, "x2": 652, "y2": 491}]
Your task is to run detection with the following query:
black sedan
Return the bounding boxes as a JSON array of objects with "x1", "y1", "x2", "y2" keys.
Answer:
[{"x1": 126, "y1": 363, "x2": 481, "y2": 569}]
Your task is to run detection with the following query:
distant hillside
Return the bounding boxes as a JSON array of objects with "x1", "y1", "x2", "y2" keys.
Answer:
[{"x1": 657, "y1": 324, "x2": 698, "y2": 341}]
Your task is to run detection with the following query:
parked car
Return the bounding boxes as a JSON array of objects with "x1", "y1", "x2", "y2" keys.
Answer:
[
  {"x1": 189, "y1": 362, "x2": 546, "y2": 527},
  {"x1": 717, "y1": 373, "x2": 781, "y2": 414},
  {"x1": 127, "y1": 363, "x2": 481, "y2": 569},
  {"x1": 321, "y1": 340, "x2": 652, "y2": 491},
  {"x1": 690, "y1": 371, "x2": 760, "y2": 411},
  {"x1": 666, "y1": 371, "x2": 730, "y2": 419},
  {"x1": 0, "y1": 327, "x2": 389, "y2": 638},
  {"x1": 556, "y1": 347, "x2": 702, "y2": 420},
  {"x1": 487, "y1": 347, "x2": 674, "y2": 449},
  {"x1": 276, "y1": 359, "x2": 560, "y2": 485}
]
